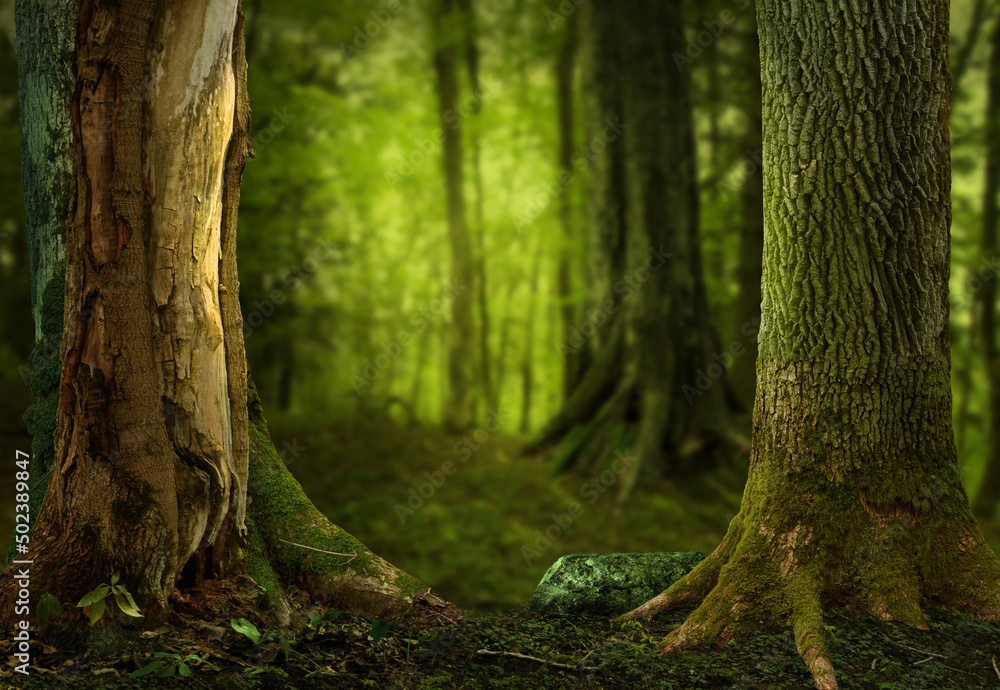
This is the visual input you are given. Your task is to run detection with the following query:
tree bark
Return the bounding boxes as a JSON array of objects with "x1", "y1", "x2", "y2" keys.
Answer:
[
  {"x1": 434, "y1": 0, "x2": 476, "y2": 432},
  {"x1": 524, "y1": 0, "x2": 742, "y2": 494},
  {"x1": 621, "y1": 2, "x2": 1000, "y2": 688},
  {"x1": 974, "y1": 5, "x2": 1000, "y2": 520},
  {"x1": 1, "y1": 0, "x2": 459, "y2": 631}
]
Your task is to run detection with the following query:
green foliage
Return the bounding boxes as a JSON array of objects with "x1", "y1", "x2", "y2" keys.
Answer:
[
  {"x1": 75, "y1": 573, "x2": 141, "y2": 626},
  {"x1": 230, "y1": 617, "x2": 292, "y2": 659},
  {"x1": 230, "y1": 618, "x2": 261, "y2": 645},
  {"x1": 36, "y1": 592, "x2": 61, "y2": 632},
  {"x1": 131, "y1": 651, "x2": 220, "y2": 678},
  {"x1": 370, "y1": 619, "x2": 391, "y2": 643}
]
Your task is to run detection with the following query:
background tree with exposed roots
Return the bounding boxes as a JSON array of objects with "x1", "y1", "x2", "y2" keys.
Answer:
[{"x1": 618, "y1": 1, "x2": 1000, "y2": 689}]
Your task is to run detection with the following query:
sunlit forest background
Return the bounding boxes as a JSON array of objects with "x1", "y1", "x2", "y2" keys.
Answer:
[{"x1": 0, "y1": 0, "x2": 998, "y2": 608}]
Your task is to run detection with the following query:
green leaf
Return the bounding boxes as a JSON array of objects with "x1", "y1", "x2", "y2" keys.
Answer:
[
  {"x1": 153, "y1": 652, "x2": 180, "y2": 658},
  {"x1": 370, "y1": 620, "x2": 391, "y2": 642},
  {"x1": 37, "y1": 593, "x2": 61, "y2": 632},
  {"x1": 198, "y1": 657, "x2": 221, "y2": 672},
  {"x1": 230, "y1": 618, "x2": 261, "y2": 645},
  {"x1": 77, "y1": 585, "x2": 110, "y2": 608},
  {"x1": 328, "y1": 610, "x2": 342, "y2": 620},
  {"x1": 89, "y1": 597, "x2": 106, "y2": 626},
  {"x1": 114, "y1": 593, "x2": 143, "y2": 618},
  {"x1": 122, "y1": 589, "x2": 140, "y2": 611},
  {"x1": 110, "y1": 572, "x2": 120, "y2": 585},
  {"x1": 279, "y1": 634, "x2": 291, "y2": 659},
  {"x1": 155, "y1": 663, "x2": 177, "y2": 677},
  {"x1": 131, "y1": 660, "x2": 166, "y2": 677},
  {"x1": 308, "y1": 613, "x2": 323, "y2": 627},
  {"x1": 178, "y1": 662, "x2": 192, "y2": 677}
]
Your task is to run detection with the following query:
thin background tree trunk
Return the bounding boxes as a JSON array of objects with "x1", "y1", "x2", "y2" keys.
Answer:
[
  {"x1": 974, "y1": 5, "x2": 1000, "y2": 519},
  {"x1": 434, "y1": 0, "x2": 476, "y2": 432}
]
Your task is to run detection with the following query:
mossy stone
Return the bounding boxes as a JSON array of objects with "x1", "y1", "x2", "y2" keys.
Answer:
[{"x1": 530, "y1": 552, "x2": 704, "y2": 617}]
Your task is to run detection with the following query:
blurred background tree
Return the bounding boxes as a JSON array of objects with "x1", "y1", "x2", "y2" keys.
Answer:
[{"x1": 0, "y1": 0, "x2": 997, "y2": 608}]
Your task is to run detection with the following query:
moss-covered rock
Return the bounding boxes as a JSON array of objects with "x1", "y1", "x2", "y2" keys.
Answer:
[{"x1": 530, "y1": 552, "x2": 704, "y2": 617}]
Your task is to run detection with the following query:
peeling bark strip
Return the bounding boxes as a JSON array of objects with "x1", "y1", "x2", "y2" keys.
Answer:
[{"x1": 143, "y1": 0, "x2": 243, "y2": 573}]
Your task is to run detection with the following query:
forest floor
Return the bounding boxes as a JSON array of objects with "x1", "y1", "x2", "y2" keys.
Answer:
[
  {"x1": 0, "y1": 598, "x2": 999, "y2": 688},
  {"x1": 0, "y1": 406, "x2": 999, "y2": 688}
]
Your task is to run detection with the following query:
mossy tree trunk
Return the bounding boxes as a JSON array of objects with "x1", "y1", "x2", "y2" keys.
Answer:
[
  {"x1": 620, "y1": 2, "x2": 1000, "y2": 688},
  {"x1": 524, "y1": 0, "x2": 743, "y2": 499},
  {"x1": 1, "y1": 0, "x2": 459, "y2": 631}
]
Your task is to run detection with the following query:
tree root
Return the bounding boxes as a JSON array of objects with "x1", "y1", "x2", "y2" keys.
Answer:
[
  {"x1": 616, "y1": 493, "x2": 1000, "y2": 690},
  {"x1": 244, "y1": 381, "x2": 462, "y2": 629}
]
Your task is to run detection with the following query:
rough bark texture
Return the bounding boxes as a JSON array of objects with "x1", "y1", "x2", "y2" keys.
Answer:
[
  {"x1": 2, "y1": 0, "x2": 459, "y2": 630},
  {"x1": 434, "y1": 0, "x2": 475, "y2": 432},
  {"x1": 974, "y1": 5, "x2": 1000, "y2": 521},
  {"x1": 620, "y1": 3, "x2": 1000, "y2": 689},
  {"x1": 524, "y1": 0, "x2": 742, "y2": 496}
]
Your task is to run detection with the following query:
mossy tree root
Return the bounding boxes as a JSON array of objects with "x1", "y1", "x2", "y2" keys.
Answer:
[
  {"x1": 614, "y1": 482, "x2": 1000, "y2": 690},
  {"x1": 244, "y1": 381, "x2": 461, "y2": 629}
]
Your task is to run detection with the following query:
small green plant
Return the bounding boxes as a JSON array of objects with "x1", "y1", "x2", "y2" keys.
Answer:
[
  {"x1": 131, "y1": 651, "x2": 220, "y2": 678},
  {"x1": 371, "y1": 619, "x2": 391, "y2": 643},
  {"x1": 36, "y1": 593, "x2": 62, "y2": 632},
  {"x1": 618, "y1": 618, "x2": 659, "y2": 650},
  {"x1": 230, "y1": 618, "x2": 292, "y2": 660},
  {"x1": 76, "y1": 573, "x2": 142, "y2": 625}
]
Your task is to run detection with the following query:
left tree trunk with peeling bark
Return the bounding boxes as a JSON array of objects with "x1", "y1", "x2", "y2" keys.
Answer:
[
  {"x1": 620, "y1": 2, "x2": 1000, "y2": 689},
  {"x1": 1, "y1": 0, "x2": 460, "y2": 631}
]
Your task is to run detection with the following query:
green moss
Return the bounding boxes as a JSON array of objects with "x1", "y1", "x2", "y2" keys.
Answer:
[
  {"x1": 7, "y1": 266, "x2": 65, "y2": 564},
  {"x1": 244, "y1": 511, "x2": 281, "y2": 604},
  {"x1": 392, "y1": 569, "x2": 424, "y2": 600},
  {"x1": 245, "y1": 378, "x2": 419, "y2": 597}
]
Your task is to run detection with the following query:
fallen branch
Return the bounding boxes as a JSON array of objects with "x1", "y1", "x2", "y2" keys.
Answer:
[
  {"x1": 475, "y1": 648, "x2": 600, "y2": 672},
  {"x1": 992, "y1": 656, "x2": 999, "y2": 681}
]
